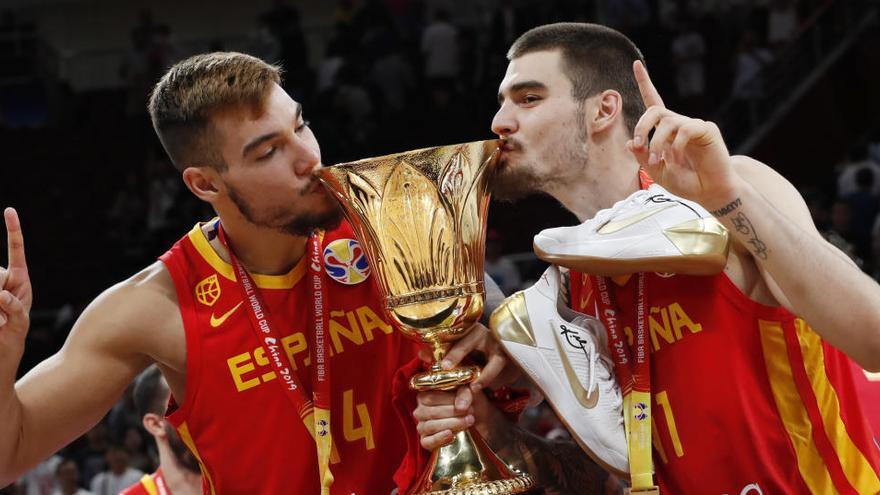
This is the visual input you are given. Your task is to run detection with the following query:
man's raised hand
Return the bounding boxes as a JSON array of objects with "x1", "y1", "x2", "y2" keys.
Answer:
[
  {"x1": 626, "y1": 60, "x2": 742, "y2": 210},
  {"x1": 0, "y1": 208, "x2": 32, "y2": 364}
]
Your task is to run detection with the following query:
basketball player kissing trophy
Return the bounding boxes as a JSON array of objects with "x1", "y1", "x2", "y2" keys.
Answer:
[{"x1": 318, "y1": 140, "x2": 536, "y2": 494}]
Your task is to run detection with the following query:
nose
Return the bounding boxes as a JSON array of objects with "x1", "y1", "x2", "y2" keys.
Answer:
[
  {"x1": 291, "y1": 134, "x2": 321, "y2": 178},
  {"x1": 491, "y1": 103, "x2": 518, "y2": 137}
]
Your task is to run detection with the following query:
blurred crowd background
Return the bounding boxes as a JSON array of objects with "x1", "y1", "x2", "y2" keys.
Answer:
[{"x1": 1, "y1": 0, "x2": 879, "y2": 493}]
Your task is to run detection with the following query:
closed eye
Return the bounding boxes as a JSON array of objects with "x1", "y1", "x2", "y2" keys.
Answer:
[{"x1": 257, "y1": 146, "x2": 277, "y2": 161}]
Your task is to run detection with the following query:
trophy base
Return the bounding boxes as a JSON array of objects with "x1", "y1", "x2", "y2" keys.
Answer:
[{"x1": 409, "y1": 428, "x2": 536, "y2": 495}]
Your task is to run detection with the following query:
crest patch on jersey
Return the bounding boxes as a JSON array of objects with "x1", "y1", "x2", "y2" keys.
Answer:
[
  {"x1": 196, "y1": 274, "x2": 221, "y2": 306},
  {"x1": 323, "y1": 238, "x2": 370, "y2": 285}
]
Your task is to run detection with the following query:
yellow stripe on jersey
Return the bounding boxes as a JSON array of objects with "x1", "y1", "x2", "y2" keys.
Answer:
[
  {"x1": 178, "y1": 421, "x2": 217, "y2": 495},
  {"x1": 187, "y1": 222, "x2": 307, "y2": 289},
  {"x1": 139, "y1": 474, "x2": 158, "y2": 495},
  {"x1": 759, "y1": 320, "x2": 838, "y2": 495},
  {"x1": 795, "y1": 319, "x2": 880, "y2": 494}
]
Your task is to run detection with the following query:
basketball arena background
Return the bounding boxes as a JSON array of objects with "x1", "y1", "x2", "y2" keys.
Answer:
[{"x1": 0, "y1": 0, "x2": 878, "y2": 492}]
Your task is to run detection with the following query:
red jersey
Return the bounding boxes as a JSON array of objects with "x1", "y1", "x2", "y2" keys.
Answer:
[
  {"x1": 160, "y1": 221, "x2": 419, "y2": 494},
  {"x1": 851, "y1": 360, "x2": 880, "y2": 437},
  {"x1": 571, "y1": 271, "x2": 880, "y2": 494},
  {"x1": 120, "y1": 469, "x2": 170, "y2": 495}
]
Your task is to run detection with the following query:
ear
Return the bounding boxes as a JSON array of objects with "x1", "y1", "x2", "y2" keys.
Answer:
[
  {"x1": 142, "y1": 413, "x2": 168, "y2": 438},
  {"x1": 590, "y1": 90, "x2": 623, "y2": 134},
  {"x1": 182, "y1": 166, "x2": 222, "y2": 202}
]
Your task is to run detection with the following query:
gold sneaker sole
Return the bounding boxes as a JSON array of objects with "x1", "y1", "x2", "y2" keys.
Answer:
[{"x1": 534, "y1": 218, "x2": 730, "y2": 276}]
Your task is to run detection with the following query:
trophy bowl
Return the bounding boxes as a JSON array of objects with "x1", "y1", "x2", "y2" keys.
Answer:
[{"x1": 317, "y1": 140, "x2": 535, "y2": 494}]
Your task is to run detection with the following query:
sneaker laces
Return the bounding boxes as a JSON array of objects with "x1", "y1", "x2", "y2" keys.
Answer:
[{"x1": 570, "y1": 316, "x2": 624, "y2": 424}]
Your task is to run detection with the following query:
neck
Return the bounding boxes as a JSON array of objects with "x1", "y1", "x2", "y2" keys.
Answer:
[
  {"x1": 546, "y1": 134, "x2": 642, "y2": 222},
  {"x1": 209, "y1": 217, "x2": 308, "y2": 275},
  {"x1": 156, "y1": 441, "x2": 203, "y2": 495}
]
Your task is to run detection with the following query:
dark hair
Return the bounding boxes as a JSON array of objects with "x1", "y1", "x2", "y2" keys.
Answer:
[
  {"x1": 508, "y1": 23, "x2": 646, "y2": 134},
  {"x1": 148, "y1": 52, "x2": 282, "y2": 171},
  {"x1": 133, "y1": 365, "x2": 169, "y2": 418}
]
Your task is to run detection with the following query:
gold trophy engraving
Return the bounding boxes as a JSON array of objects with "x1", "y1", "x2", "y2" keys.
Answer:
[{"x1": 317, "y1": 140, "x2": 535, "y2": 494}]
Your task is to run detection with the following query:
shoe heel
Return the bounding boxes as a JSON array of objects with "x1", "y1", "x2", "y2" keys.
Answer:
[{"x1": 662, "y1": 217, "x2": 730, "y2": 274}]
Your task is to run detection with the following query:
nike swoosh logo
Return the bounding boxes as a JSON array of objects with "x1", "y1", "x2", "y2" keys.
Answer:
[
  {"x1": 552, "y1": 328, "x2": 599, "y2": 409},
  {"x1": 579, "y1": 289, "x2": 593, "y2": 313},
  {"x1": 596, "y1": 204, "x2": 675, "y2": 234},
  {"x1": 210, "y1": 302, "x2": 243, "y2": 328}
]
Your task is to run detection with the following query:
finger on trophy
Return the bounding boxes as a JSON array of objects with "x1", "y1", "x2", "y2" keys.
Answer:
[
  {"x1": 472, "y1": 351, "x2": 510, "y2": 391},
  {"x1": 454, "y1": 384, "x2": 473, "y2": 412},
  {"x1": 440, "y1": 324, "x2": 487, "y2": 370},
  {"x1": 420, "y1": 429, "x2": 455, "y2": 451}
]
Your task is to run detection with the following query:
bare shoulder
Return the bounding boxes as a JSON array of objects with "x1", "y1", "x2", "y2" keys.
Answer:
[{"x1": 68, "y1": 261, "x2": 183, "y2": 366}]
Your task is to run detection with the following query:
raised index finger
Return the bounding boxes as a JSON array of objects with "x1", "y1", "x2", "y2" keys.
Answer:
[
  {"x1": 633, "y1": 60, "x2": 665, "y2": 109},
  {"x1": 4, "y1": 207, "x2": 27, "y2": 270}
]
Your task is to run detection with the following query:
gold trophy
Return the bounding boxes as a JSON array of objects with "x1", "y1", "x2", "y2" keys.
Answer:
[{"x1": 317, "y1": 140, "x2": 535, "y2": 494}]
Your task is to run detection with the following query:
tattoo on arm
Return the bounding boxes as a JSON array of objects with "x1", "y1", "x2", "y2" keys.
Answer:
[
  {"x1": 710, "y1": 197, "x2": 742, "y2": 217},
  {"x1": 730, "y1": 211, "x2": 769, "y2": 260},
  {"x1": 494, "y1": 424, "x2": 610, "y2": 494}
]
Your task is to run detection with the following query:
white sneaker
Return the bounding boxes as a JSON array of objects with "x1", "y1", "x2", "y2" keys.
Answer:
[
  {"x1": 489, "y1": 265, "x2": 628, "y2": 476},
  {"x1": 533, "y1": 184, "x2": 729, "y2": 276}
]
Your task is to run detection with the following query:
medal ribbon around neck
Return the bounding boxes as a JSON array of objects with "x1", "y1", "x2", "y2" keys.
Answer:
[
  {"x1": 216, "y1": 222, "x2": 333, "y2": 494},
  {"x1": 592, "y1": 273, "x2": 656, "y2": 492}
]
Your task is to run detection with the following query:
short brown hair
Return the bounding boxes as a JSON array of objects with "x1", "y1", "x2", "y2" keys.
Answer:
[
  {"x1": 148, "y1": 52, "x2": 282, "y2": 171},
  {"x1": 508, "y1": 23, "x2": 646, "y2": 134}
]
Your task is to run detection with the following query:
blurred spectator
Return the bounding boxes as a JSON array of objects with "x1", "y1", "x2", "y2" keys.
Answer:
[
  {"x1": 369, "y1": 34, "x2": 416, "y2": 114},
  {"x1": 489, "y1": 1, "x2": 523, "y2": 52},
  {"x1": 130, "y1": 10, "x2": 156, "y2": 52},
  {"x1": 146, "y1": 159, "x2": 182, "y2": 238},
  {"x1": 88, "y1": 447, "x2": 143, "y2": 495},
  {"x1": 331, "y1": 63, "x2": 375, "y2": 143},
  {"x1": 121, "y1": 366, "x2": 201, "y2": 495},
  {"x1": 732, "y1": 30, "x2": 773, "y2": 101},
  {"x1": 259, "y1": 0, "x2": 310, "y2": 93},
  {"x1": 826, "y1": 200, "x2": 864, "y2": 267},
  {"x1": 50, "y1": 459, "x2": 91, "y2": 495},
  {"x1": 248, "y1": 17, "x2": 281, "y2": 64},
  {"x1": 333, "y1": 0, "x2": 357, "y2": 26},
  {"x1": 837, "y1": 145, "x2": 880, "y2": 197},
  {"x1": 16, "y1": 456, "x2": 61, "y2": 495},
  {"x1": 421, "y1": 9, "x2": 459, "y2": 86},
  {"x1": 600, "y1": 0, "x2": 650, "y2": 34},
  {"x1": 146, "y1": 25, "x2": 178, "y2": 82},
  {"x1": 121, "y1": 428, "x2": 151, "y2": 474},
  {"x1": 73, "y1": 423, "x2": 111, "y2": 486},
  {"x1": 670, "y1": 16, "x2": 707, "y2": 113},
  {"x1": 767, "y1": 0, "x2": 800, "y2": 49},
  {"x1": 316, "y1": 36, "x2": 347, "y2": 93}
]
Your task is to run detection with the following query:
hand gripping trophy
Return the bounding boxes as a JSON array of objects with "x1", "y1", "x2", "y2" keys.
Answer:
[{"x1": 317, "y1": 140, "x2": 535, "y2": 494}]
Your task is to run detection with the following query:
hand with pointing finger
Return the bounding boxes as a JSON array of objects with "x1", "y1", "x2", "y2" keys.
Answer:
[
  {"x1": 626, "y1": 60, "x2": 745, "y2": 211},
  {"x1": 0, "y1": 207, "x2": 32, "y2": 368}
]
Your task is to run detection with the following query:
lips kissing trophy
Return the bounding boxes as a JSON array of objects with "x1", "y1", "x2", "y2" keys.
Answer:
[{"x1": 317, "y1": 140, "x2": 535, "y2": 494}]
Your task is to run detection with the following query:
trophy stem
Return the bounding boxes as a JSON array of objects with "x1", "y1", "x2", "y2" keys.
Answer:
[
  {"x1": 409, "y1": 427, "x2": 535, "y2": 495},
  {"x1": 431, "y1": 341, "x2": 450, "y2": 367},
  {"x1": 410, "y1": 344, "x2": 482, "y2": 391}
]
